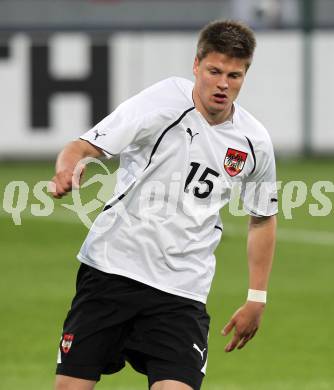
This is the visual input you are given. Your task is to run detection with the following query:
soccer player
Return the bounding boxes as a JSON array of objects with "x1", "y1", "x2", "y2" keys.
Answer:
[{"x1": 51, "y1": 20, "x2": 277, "y2": 390}]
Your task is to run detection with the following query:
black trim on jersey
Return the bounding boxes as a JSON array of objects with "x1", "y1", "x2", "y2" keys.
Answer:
[
  {"x1": 245, "y1": 136, "x2": 256, "y2": 175},
  {"x1": 103, "y1": 107, "x2": 195, "y2": 212},
  {"x1": 144, "y1": 106, "x2": 195, "y2": 170},
  {"x1": 103, "y1": 193, "x2": 125, "y2": 211},
  {"x1": 214, "y1": 225, "x2": 223, "y2": 232},
  {"x1": 248, "y1": 210, "x2": 278, "y2": 218}
]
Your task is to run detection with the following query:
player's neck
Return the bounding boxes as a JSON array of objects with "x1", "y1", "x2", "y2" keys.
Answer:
[
  {"x1": 198, "y1": 105, "x2": 234, "y2": 126},
  {"x1": 192, "y1": 91, "x2": 234, "y2": 126}
]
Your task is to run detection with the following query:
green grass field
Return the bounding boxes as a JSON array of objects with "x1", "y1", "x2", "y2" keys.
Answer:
[{"x1": 0, "y1": 158, "x2": 333, "y2": 389}]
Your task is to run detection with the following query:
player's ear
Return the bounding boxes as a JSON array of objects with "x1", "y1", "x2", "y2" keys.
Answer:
[{"x1": 193, "y1": 56, "x2": 200, "y2": 77}]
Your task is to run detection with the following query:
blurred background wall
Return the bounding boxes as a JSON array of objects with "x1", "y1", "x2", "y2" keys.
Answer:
[{"x1": 0, "y1": 0, "x2": 333, "y2": 159}]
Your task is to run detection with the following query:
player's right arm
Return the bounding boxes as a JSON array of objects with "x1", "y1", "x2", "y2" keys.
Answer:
[
  {"x1": 50, "y1": 79, "x2": 182, "y2": 199},
  {"x1": 50, "y1": 139, "x2": 103, "y2": 199}
]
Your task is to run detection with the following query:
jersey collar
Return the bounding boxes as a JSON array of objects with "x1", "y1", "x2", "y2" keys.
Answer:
[{"x1": 194, "y1": 103, "x2": 236, "y2": 130}]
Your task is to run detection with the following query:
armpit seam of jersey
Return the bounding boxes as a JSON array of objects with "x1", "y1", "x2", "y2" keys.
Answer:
[{"x1": 245, "y1": 136, "x2": 256, "y2": 175}]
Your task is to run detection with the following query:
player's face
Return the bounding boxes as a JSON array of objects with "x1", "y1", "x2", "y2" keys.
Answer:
[{"x1": 193, "y1": 52, "x2": 249, "y2": 125}]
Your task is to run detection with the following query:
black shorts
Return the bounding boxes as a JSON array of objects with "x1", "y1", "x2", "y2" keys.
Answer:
[{"x1": 56, "y1": 263, "x2": 210, "y2": 390}]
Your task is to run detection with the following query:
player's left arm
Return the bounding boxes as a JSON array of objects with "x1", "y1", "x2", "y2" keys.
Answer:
[{"x1": 222, "y1": 214, "x2": 276, "y2": 352}]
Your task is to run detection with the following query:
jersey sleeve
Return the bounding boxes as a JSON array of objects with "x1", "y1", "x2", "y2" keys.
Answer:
[
  {"x1": 79, "y1": 99, "x2": 154, "y2": 158},
  {"x1": 241, "y1": 140, "x2": 278, "y2": 217},
  {"x1": 79, "y1": 77, "x2": 191, "y2": 158}
]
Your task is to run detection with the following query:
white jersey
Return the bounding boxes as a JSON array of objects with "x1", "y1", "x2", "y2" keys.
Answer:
[{"x1": 78, "y1": 77, "x2": 277, "y2": 303}]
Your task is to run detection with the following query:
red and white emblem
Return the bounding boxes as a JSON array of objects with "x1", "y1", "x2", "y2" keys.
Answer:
[
  {"x1": 61, "y1": 334, "x2": 74, "y2": 354},
  {"x1": 224, "y1": 148, "x2": 248, "y2": 177}
]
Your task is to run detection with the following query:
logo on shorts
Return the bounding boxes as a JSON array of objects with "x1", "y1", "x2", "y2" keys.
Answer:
[
  {"x1": 224, "y1": 148, "x2": 248, "y2": 177},
  {"x1": 193, "y1": 343, "x2": 206, "y2": 360},
  {"x1": 61, "y1": 334, "x2": 74, "y2": 354}
]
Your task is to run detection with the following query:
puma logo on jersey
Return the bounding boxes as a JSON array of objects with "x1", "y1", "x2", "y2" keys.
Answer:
[
  {"x1": 186, "y1": 128, "x2": 199, "y2": 144},
  {"x1": 94, "y1": 129, "x2": 106, "y2": 140},
  {"x1": 193, "y1": 343, "x2": 206, "y2": 360}
]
